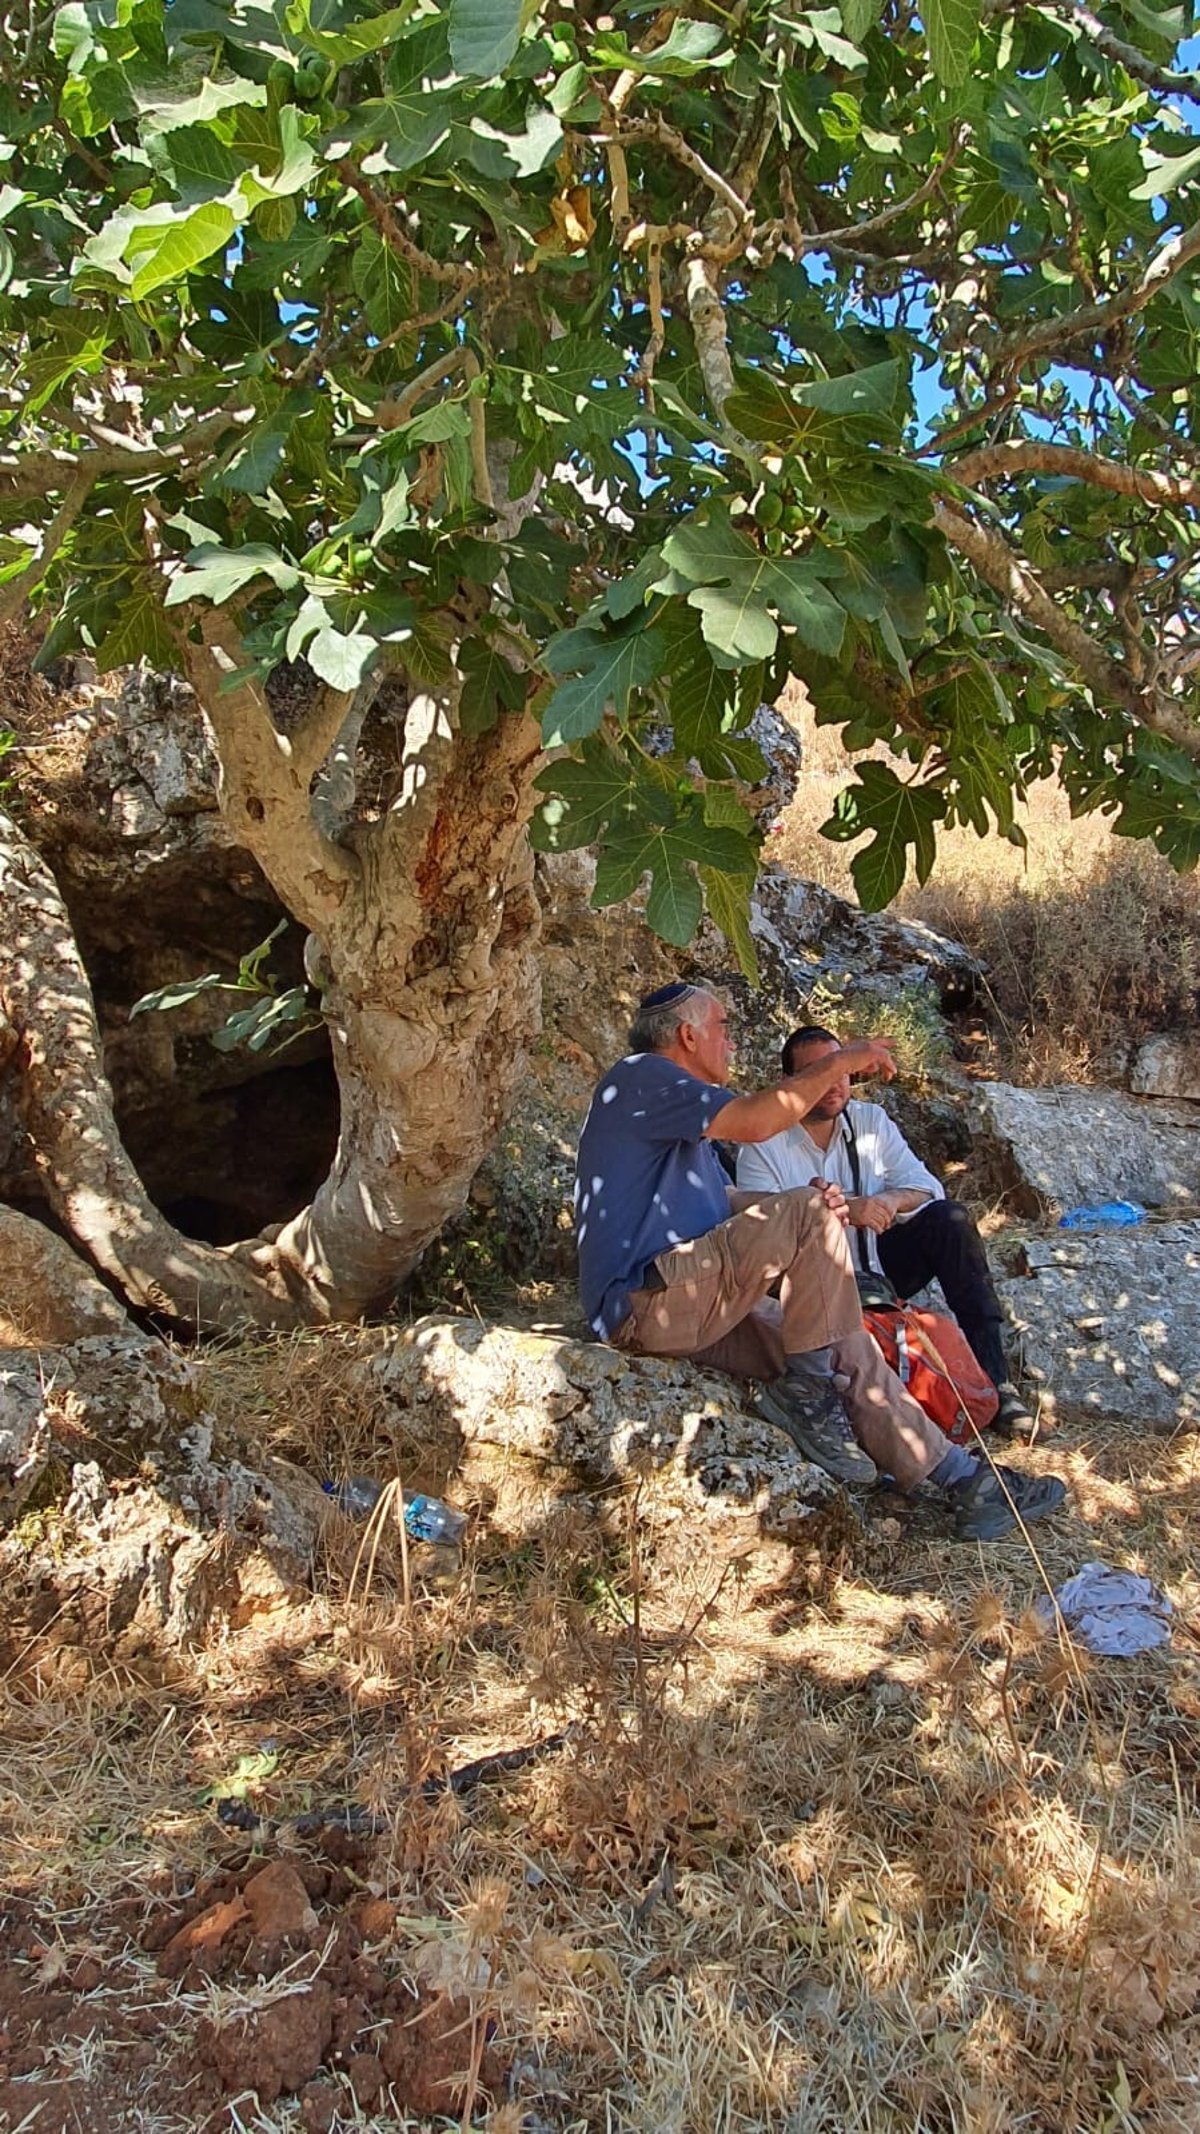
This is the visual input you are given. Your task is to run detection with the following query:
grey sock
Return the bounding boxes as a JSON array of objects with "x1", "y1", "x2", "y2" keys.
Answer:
[
  {"x1": 786, "y1": 1348, "x2": 850, "y2": 1391},
  {"x1": 930, "y1": 1443, "x2": 980, "y2": 1491},
  {"x1": 786, "y1": 1345, "x2": 838, "y2": 1381}
]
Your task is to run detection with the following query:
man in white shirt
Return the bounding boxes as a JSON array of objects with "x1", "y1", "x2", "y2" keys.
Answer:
[{"x1": 735, "y1": 1023, "x2": 1034, "y2": 1436}]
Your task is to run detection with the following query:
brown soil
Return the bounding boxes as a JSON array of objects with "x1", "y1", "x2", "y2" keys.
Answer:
[{"x1": 0, "y1": 1856, "x2": 502, "y2": 2130}]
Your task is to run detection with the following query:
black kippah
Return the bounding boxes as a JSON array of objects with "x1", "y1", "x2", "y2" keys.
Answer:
[{"x1": 638, "y1": 981, "x2": 697, "y2": 1010}]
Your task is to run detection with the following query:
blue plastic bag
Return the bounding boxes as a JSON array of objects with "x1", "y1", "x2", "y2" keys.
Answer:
[{"x1": 1058, "y1": 1200, "x2": 1146, "y2": 1230}]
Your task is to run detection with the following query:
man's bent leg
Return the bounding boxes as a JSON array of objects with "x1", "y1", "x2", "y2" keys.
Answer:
[
  {"x1": 830, "y1": 1329, "x2": 948, "y2": 1492},
  {"x1": 692, "y1": 1301, "x2": 787, "y2": 1380},
  {"x1": 619, "y1": 1190, "x2": 860, "y2": 1366},
  {"x1": 619, "y1": 1193, "x2": 944, "y2": 1490}
]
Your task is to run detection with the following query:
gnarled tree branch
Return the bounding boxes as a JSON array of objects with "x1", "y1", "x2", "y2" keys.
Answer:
[
  {"x1": 336, "y1": 163, "x2": 473, "y2": 286},
  {"x1": 933, "y1": 498, "x2": 1200, "y2": 763},
  {"x1": 181, "y1": 610, "x2": 360, "y2": 931},
  {"x1": 0, "y1": 807, "x2": 305, "y2": 1330},
  {"x1": 0, "y1": 468, "x2": 92, "y2": 628},
  {"x1": 0, "y1": 409, "x2": 246, "y2": 503},
  {"x1": 762, "y1": 131, "x2": 963, "y2": 260},
  {"x1": 1032, "y1": 0, "x2": 1193, "y2": 93},
  {"x1": 601, "y1": 117, "x2": 754, "y2": 236},
  {"x1": 678, "y1": 93, "x2": 779, "y2": 438},
  {"x1": 950, "y1": 440, "x2": 1200, "y2": 508},
  {"x1": 992, "y1": 219, "x2": 1200, "y2": 372}
]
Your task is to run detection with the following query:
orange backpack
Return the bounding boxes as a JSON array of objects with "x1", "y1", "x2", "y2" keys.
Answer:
[
  {"x1": 863, "y1": 1303, "x2": 998, "y2": 1444},
  {"x1": 840, "y1": 1111, "x2": 997, "y2": 1444}
]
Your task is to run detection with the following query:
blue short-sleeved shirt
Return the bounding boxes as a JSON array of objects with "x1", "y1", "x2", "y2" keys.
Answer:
[{"x1": 574, "y1": 1052, "x2": 736, "y2": 1340}]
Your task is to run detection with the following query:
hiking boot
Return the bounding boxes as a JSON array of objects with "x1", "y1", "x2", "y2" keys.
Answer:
[
  {"x1": 950, "y1": 1461, "x2": 1067, "y2": 1542},
  {"x1": 754, "y1": 1380, "x2": 878, "y2": 1486},
  {"x1": 992, "y1": 1382, "x2": 1037, "y2": 1440}
]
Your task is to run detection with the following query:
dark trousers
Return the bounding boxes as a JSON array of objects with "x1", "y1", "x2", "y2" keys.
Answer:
[{"x1": 877, "y1": 1199, "x2": 1010, "y2": 1388}]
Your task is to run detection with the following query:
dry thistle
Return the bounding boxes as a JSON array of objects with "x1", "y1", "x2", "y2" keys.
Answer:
[
  {"x1": 1035, "y1": 1637, "x2": 1093, "y2": 1705},
  {"x1": 970, "y1": 1585, "x2": 1010, "y2": 1642},
  {"x1": 461, "y1": 1875, "x2": 514, "y2": 1948}
]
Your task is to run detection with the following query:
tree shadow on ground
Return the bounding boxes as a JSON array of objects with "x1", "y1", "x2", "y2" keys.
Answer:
[{"x1": 3, "y1": 1312, "x2": 1200, "y2": 2133}]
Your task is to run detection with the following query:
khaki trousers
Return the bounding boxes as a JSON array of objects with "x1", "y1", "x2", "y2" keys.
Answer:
[{"x1": 612, "y1": 1189, "x2": 947, "y2": 1492}]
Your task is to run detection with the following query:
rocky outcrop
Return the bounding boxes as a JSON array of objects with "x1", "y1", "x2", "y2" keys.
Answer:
[
  {"x1": 750, "y1": 866, "x2": 981, "y2": 1004},
  {"x1": 361, "y1": 1315, "x2": 837, "y2": 1538},
  {"x1": 0, "y1": 1355, "x2": 53, "y2": 1519},
  {"x1": 693, "y1": 865, "x2": 982, "y2": 1087},
  {"x1": 0, "y1": 1332, "x2": 326, "y2": 1645},
  {"x1": 3, "y1": 1311, "x2": 848, "y2": 1653},
  {"x1": 970, "y1": 1082, "x2": 1200, "y2": 1216},
  {"x1": 1129, "y1": 1035, "x2": 1200, "y2": 1103},
  {"x1": 998, "y1": 1223, "x2": 1200, "y2": 1432}
]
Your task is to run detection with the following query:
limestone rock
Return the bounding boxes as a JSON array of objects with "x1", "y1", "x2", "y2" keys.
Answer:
[
  {"x1": 445, "y1": 1082, "x2": 581, "y2": 1286},
  {"x1": 1, "y1": 1332, "x2": 325, "y2": 1641},
  {"x1": 997, "y1": 1223, "x2": 1200, "y2": 1431},
  {"x1": 745, "y1": 701, "x2": 804, "y2": 829},
  {"x1": 364, "y1": 1315, "x2": 837, "y2": 1536},
  {"x1": 535, "y1": 850, "x2": 675, "y2": 1079},
  {"x1": 971, "y1": 1081, "x2": 1200, "y2": 1216},
  {"x1": 745, "y1": 865, "x2": 982, "y2": 1007},
  {"x1": 686, "y1": 866, "x2": 980, "y2": 1095},
  {"x1": 1130, "y1": 1035, "x2": 1200, "y2": 1103},
  {"x1": 0, "y1": 1208, "x2": 129, "y2": 1345},
  {"x1": 0, "y1": 1357, "x2": 52, "y2": 1518}
]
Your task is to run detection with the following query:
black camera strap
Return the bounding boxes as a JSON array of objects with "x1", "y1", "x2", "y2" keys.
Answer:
[
  {"x1": 842, "y1": 1111, "x2": 902, "y2": 1306},
  {"x1": 841, "y1": 1109, "x2": 876, "y2": 1278}
]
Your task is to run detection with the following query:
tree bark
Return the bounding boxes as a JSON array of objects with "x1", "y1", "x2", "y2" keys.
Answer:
[
  {"x1": 269, "y1": 699, "x2": 545, "y2": 1318},
  {"x1": 0, "y1": 803, "x2": 303, "y2": 1326},
  {"x1": 0, "y1": 667, "x2": 545, "y2": 1330}
]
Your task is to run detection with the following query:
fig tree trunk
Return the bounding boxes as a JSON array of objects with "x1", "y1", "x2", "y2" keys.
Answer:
[{"x1": 0, "y1": 641, "x2": 544, "y2": 1332}]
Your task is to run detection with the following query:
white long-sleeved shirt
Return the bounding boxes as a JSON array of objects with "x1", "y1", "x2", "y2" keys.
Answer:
[{"x1": 734, "y1": 1100, "x2": 944, "y2": 1275}]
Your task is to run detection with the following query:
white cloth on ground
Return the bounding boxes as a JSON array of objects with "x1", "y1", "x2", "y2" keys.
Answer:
[{"x1": 1034, "y1": 1561, "x2": 1173, "y2": 1656}]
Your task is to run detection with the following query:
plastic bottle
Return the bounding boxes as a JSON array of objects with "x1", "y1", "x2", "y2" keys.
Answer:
[
  {"x1": 1058, "y1": 1200, "x2": 1146, "y2": 1230},
  {"x1": 403, "y1": 1493, "x2": 468, "y2": 1546},
  {"x1": 324, "y1": 1475, "x2": 383, "y2": 1518},
  {"x1": 323, "y1": 1478, "x2": 466, "y2": 1544}
]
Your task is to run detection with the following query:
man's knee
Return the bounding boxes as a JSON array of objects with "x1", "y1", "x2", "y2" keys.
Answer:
[
  {"x1": 737, "y1": 1184, "x2": 825, "y2": 1246},
  {"x1": 916, "y1": 1196, "x2": 972, "y2": 1231},
  {"x1": 913, "y1": 1197, "x2": 995, "y2": 1285}
]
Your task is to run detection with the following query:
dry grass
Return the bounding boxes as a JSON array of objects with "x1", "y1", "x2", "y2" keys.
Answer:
[
  {"x1": 4, "y1": 1330, "x2": 1200, "y2": 2131},
  {"x1": 771, "y1": 688, "x2": 1200, "y2": 1086}
]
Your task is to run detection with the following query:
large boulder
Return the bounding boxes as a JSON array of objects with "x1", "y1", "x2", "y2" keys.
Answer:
[
  {"x1": 997, "y1": 1223, "x2": 1200, "y2": 1432},
  {"x1": 747, "y1": 866, "x2": 981, "y2": 1008},
  {"x1": 0, "y1": 1331, "x2": 327, "y2": 1647},
  {"x1": 361, "y1": 1315, "x2": 838, "y2": 1538},
  {"x1": 970, "y1": 1082, "x2": 1200, "y2": 1217},
  {"x1": 1129, "y1": 1035, "x2": 1200, "y2": 1103}
]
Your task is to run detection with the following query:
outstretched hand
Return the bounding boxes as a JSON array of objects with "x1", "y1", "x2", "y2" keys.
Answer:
[{"x1": 837, "y1": 1037, "x2": 897, "y2": 1083}]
